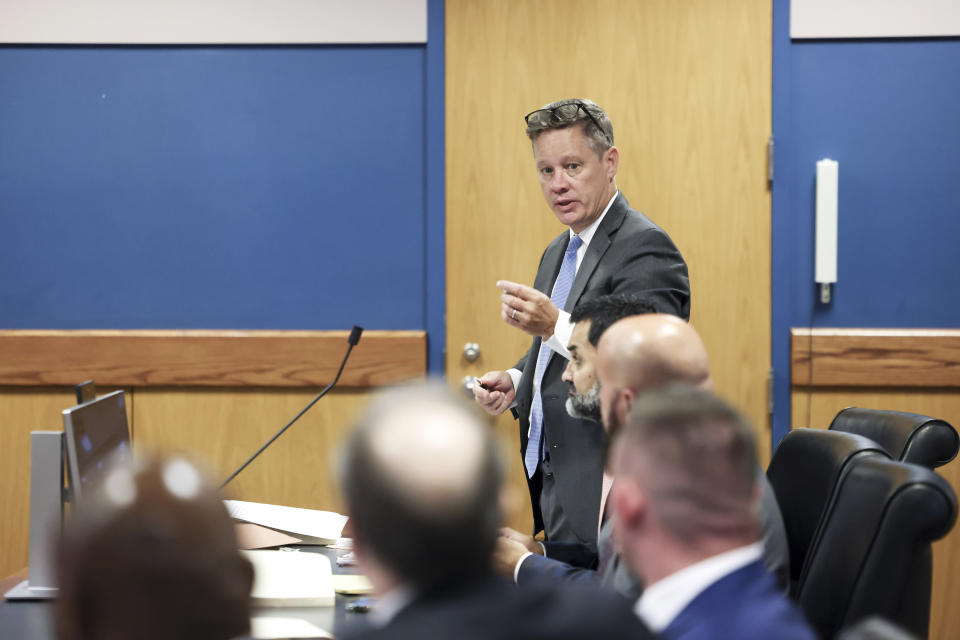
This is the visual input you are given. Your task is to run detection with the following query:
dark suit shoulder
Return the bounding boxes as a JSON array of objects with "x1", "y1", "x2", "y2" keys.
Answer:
[
  {"x1": 573, "y1": 193, "x2": 690, "y2": 320},
  {"x1": 339, "y1": 578, "x2": 656, "y2": 640}
]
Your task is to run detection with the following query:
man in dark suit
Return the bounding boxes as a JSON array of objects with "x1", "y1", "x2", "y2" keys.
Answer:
[
  {"x1": 609, "y1": 386, "x2": 815, "y2": 640},
  {"x1": 336, "y1": 383, "x2": 656, "y2": 640},
  {"x1": 493, "y1": 294, "x2": 657, "y2": 600},
  {"x1": 474, "y1": 98, "x2": 690, "y2": 546}
]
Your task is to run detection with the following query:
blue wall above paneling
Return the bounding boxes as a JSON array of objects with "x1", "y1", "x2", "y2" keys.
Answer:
[
  {"x1": 0, "y1": 45, "x2": 428, "y2": 332},
  {"x1": 771, "y1": 0, "x2": 960, "y2": 443}
]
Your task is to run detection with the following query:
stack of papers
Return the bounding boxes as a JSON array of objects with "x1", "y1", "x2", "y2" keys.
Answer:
[
  {"x1": 250, "y1": 616, "x2": 332, "y2": 639},
  {"x1": 331, "y1": 574, "x2": 374, "y2": 596},
  {"x1": 242, "y1": 550, "x2": 335, "y2": 607},
  {"x1": 226, "y1": 500, "x2": 348, "y2": 546}
]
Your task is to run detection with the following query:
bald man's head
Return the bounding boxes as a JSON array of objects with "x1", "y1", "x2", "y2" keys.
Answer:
[
  {"x1": 340, "y1": 383, "x2": 503, "y2": 590},
  {"x1": 596, "y1": 314, "x2": 711, "y2": 436}
]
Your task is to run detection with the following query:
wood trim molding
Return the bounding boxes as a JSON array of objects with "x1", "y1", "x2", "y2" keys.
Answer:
[
  {"x1": 0, "y1": 330, "x2": 426, "y2": 387},
  {"x1": 791, "y1": 328, "x2": 960, "y2": 388}
]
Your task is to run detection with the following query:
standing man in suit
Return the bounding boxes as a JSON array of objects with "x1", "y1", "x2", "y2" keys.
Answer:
[
  {"x1": 474, "y1": 98, "x2": 690, "y2": 546},
  {"x1": 337, "y1": 383, "x2": 655, "y2": 640},
  {"x1": 609, "y1": 386, "x2": 815, "y2": 640}
]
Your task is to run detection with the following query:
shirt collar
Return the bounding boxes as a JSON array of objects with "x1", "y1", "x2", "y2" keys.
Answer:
[
  {"x1": 570, "y1": 190, "x2": 619, "y2": 247},
  {"x1": 634, "y1": 541, "x2": 764, "y2": 633}
]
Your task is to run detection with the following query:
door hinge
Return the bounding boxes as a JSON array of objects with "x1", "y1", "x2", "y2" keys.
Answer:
[
  {"x1": 767, "y1": 136, "x2": 774, "y2": 185},
  {"x1": 767, "y1": 368, "x2": 775, "y2": 416}
]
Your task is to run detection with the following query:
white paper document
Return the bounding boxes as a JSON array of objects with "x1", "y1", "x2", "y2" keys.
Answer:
[
  {"x1": 243, "y1": 550, "x2": 335, "y2": 607},
  {"x1": 250, "y1": 616, "x2": 332, "y2": 639},
  {"x1": 225, "y1": 500, "x2": 348, "y2": 545}
]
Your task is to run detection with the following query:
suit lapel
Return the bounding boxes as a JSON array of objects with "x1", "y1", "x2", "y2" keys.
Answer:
[
  {"x1": 536, "y1": 235, "x2": 568, "y2": 295},
  {"x1": 564, "y1": 194, "x2": 629, "y2": 311}
]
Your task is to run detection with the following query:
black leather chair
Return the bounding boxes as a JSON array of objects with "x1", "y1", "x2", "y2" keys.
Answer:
[
  {"x1": 829, "y1": 408, "x2": 959, "y2": 469},
  {"x1": 796, "y1": 457, "x2": 957, "y2": 639},
  {"x1": 766, "y1": 428, "x2": 889, "y2": 597},
  {"x1": 837, "y1": 616, "x2": 921, "y2": 640}
]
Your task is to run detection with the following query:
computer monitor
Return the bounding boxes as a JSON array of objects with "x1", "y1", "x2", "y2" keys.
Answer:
[
  {"x1": 74, "y1": 380, "x2": 96, "y2": 405},
  {"x1": 62, "y1": 390, "x2": 132, "y2": 501}
]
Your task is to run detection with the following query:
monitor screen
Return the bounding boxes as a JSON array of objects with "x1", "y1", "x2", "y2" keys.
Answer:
[{"x1": 62, "y1": 390, "x2": 132, "y2": 500}]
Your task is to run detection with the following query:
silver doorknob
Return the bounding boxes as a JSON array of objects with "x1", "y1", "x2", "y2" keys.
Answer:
[
  {"x1": 463, "y1": 342, "x2": 481, "y2": 362},
  {"x1": 461, "y1": 376, "x2": 478, "y2": 397}
]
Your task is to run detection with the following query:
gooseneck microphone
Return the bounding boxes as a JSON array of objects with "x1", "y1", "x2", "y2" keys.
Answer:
[{"x1": 219, "y1": 325, "x2": 364, "y2": 490}]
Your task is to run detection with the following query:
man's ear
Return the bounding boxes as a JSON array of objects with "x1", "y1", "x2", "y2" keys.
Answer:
[
  {"x1": 612, "y1": 478, "x2": 647, "y2": 529},
  {"x1": 616, "y1": 388, "x2": 634, "y2": 427},
  {"x1": 604, "y1": 146, "x2": 619, "y2": 180}
]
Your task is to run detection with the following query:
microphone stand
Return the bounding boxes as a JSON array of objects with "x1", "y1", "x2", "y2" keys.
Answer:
[{"x1": 219, "y1": 326, "x2": 363, "y2": 491}]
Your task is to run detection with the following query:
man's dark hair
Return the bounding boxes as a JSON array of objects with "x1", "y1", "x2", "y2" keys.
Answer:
[
  {"x1": 570, "y1": 293, "x2": 658, "y2": 346},
  {"x1": 339, "y1": 384, "x2": 504, "y2": 591}
]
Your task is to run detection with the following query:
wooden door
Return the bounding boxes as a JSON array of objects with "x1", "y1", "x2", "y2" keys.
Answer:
[{"x1": 446, "y1": 0, "x2": 772, "y2": 532}]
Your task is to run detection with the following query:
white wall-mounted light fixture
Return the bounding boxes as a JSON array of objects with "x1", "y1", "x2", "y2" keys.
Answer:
[{"x1": 815, "y1": 158, "x2": 839, "y2": 303}]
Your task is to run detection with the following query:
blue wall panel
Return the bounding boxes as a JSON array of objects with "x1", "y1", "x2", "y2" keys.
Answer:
[
  {"x1": 0, "y1": 45, "x2": 427, "y2": 332},
  {"x1": 771, "y1": 0, "x2": 960, "y2": 444}
]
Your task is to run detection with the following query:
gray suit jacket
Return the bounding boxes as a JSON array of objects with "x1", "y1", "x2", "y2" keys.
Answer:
[
  {"x1": 514, "y1": 192, "x2": 690, "y2": 544},
  {"x1": 519, "y1": 516, "x2": 642, "y2": 601},
  {"x1": 516, "y1": 474, "x2": 791, "y2": 598}
]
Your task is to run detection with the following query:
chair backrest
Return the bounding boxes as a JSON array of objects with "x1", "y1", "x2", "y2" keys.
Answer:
[
  {"x1": 837, "y1": 616, "x2": 921, "y2": 640},
  {"x1": 829, "y1": 408, "x2": 959, "y2": 469},
  {"x1": 766, "y1": 428, "x2": 888, "y2": 596},
  {"x1": 797, "y1": 457, "x2": 957, "y2": 639}
]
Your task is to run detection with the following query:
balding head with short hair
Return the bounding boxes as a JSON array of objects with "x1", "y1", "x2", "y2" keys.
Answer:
[
  {"x1": 610, "y1": 386, "x2": 761, "y2": 585},
  {"x1": 596, "y1": 314, "x2": 711, "y2": 436},
  {"x1": 340, "y1": 383, "x2": 504, "y2": 592}
]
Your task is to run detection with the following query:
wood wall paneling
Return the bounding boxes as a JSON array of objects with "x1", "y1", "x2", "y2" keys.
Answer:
[
  {"x1": 0, "y1": 330, "x2": 426, "y2": 387},
  {"x1": 132, "y1": 387, "x2": 370, "y2": 513},
  {"x1": 791, "y1": 328, "x2": 960, "y2": 387}
]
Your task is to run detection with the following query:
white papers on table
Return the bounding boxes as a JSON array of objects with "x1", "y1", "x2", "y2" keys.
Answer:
[
  {"x1": 243, "y1": 550, "x2": 335, "y2": 607},
  {"x1": 335, "y1": 551, "x2": 357, "y2": 566},
  {"x1": 328, "y1": 537, "x2": 353, "y2": 550},
  {"x1": 250, "y1": 616, "x2": 332, "y2": 639},
  {"x1": 225, "y1": 500, "x2": 348, "y2": 545},
  {"x1": 331, "y1": 574, "x2": 374, "y2": 595}
]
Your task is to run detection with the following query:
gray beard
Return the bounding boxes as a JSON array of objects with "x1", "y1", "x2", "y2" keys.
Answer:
[{"x1": 565, "y1": 381, "x2": 602, "y2": 422}]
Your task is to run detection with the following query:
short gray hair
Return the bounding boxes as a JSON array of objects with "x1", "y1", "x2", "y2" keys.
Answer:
[
  {"x1": 614, "y1": 385, "x2": 759, "y2": 544},
  {"x1": 524, "y1": 98, "x2": 614, "y2": 157}
]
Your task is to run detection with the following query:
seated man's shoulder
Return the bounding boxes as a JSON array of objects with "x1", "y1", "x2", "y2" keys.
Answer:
[
  {"x1": 340, "y1": 578, "x2": 655, "y2": 640},
  {"x1": 668, "y1": 563, "x2": 815, "y2": 640},
  {"x1": 514, "y1": 581, "x2": 654, "y2": 639}
]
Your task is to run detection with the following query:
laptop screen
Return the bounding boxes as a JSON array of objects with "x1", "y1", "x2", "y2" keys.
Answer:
[{"x1": 62, "y1": 390, "x2": 132, "y2": 500}]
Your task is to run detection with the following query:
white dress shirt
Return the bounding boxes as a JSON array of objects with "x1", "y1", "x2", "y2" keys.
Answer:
[{"x1": 633, "y1": 542, "x2": 765, "y2": 633}]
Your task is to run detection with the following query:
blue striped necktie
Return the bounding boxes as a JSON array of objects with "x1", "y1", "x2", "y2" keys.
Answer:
[{"x1": 524, "y1": 234, "x2": 583, "y2": 478}]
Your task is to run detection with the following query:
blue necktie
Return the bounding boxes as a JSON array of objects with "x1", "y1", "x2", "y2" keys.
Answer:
[{"x1": 524, "y1": 234, "x2": 583, "y2": 478}]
